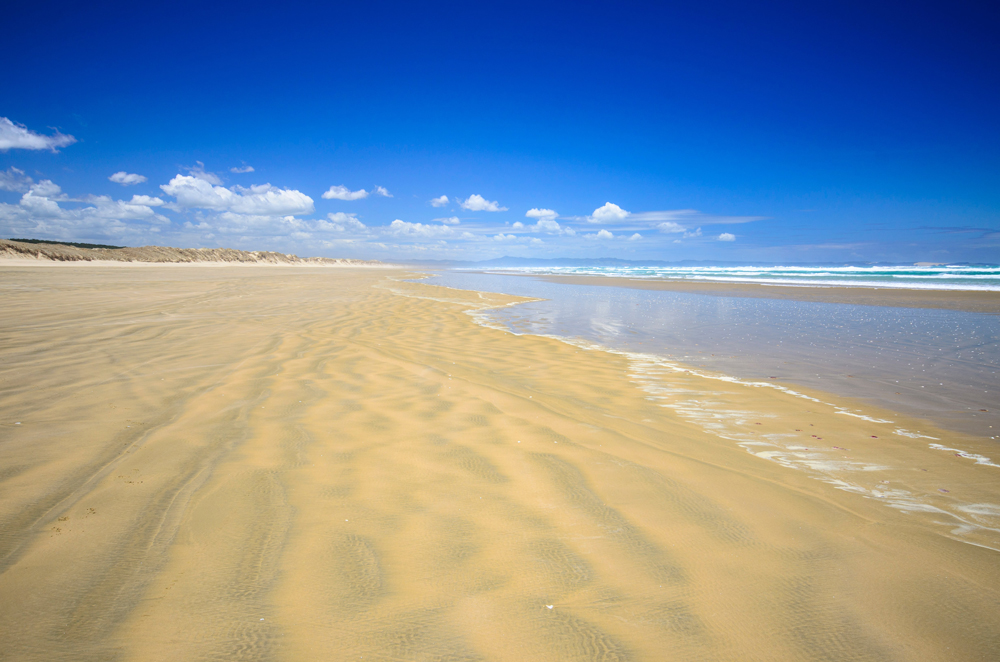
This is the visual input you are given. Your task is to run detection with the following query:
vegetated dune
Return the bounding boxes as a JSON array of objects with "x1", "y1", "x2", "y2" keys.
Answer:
[{"x1": 0, "y1": 238, "x2": 382, "y2": 265}]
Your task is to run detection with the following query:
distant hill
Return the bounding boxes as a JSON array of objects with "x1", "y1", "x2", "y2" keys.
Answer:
[{"x1": 0, "y1": 239, "x2": 382, "y2": 266}]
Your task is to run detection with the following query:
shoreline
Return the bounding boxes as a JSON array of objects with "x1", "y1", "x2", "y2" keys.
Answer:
[
  {"x1": 429, "y1": 270, "x2": 1000, "y2": 441},
  {"x1": 509, "y1": 273, "x2": 1000, "y2": 313}
]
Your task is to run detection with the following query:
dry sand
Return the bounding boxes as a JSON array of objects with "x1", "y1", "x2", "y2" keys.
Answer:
[{"x1": 1, "y1": 265, "x2": 998, "y2": 661}]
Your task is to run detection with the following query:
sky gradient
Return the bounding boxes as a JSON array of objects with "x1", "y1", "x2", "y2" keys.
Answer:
[{"x1": 2, "y1": 0, "x2": 998, "y2": 263}]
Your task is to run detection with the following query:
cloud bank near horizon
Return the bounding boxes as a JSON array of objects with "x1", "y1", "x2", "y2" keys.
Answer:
[{"x1": 0, "y1": 160, "x2": 766, "y2": 258}]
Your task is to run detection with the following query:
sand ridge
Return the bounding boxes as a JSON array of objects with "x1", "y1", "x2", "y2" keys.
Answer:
[{"x1": 0, "y1": 266, "x2": 998, "y2": 661}]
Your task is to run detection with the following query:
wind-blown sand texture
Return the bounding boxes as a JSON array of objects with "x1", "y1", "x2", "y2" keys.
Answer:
[{"x1": 1, "y1": 266, "x2": 998, "y2": 661}]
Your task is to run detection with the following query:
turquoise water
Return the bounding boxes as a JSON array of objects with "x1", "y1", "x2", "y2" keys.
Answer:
[{"x1": 481, "y1": 265, "x2": 1000, "y2": 291}]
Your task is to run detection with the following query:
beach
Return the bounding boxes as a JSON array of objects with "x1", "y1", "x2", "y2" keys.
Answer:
[
  {"x1": 529, "y1": 274, "x2": 1000, "y2": 314},
  {"x1": 1, "y1": 265, "x2": 999, "y2": 661}
]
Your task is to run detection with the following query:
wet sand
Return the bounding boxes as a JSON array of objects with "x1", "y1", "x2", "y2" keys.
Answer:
[
  {"x1": 1, "y1": 266, "x2": 999, "y2": 661},
  {"x1": 526, "y1": 274, "x2": 1000, "y2": 314}
]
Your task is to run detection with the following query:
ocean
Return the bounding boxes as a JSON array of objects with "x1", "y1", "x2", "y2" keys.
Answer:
[
  {"x1": 428, "y1": 270, "x2": 1000, "y2": 439},
  {"x1": 477, "y1": 264, "x2": 1000, "y2": 291}
]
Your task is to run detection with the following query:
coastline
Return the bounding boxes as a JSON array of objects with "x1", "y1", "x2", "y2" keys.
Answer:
[
  {"x1": 2, "y1": 265, "x2": 998, "y2": 660},
  {"x1": 519, "y1": 273, "x2": 1000, "y2": 313}
]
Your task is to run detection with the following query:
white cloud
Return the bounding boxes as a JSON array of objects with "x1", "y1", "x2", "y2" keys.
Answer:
[
  {"x1": 590, "y1": 202, "x2": 629, "y2": 223},
  {"x1": 0, "y1": 167, "x2": 33, "y2": 192},
  {"x1": 387, "y1": 219, "x2": 453, "y2": 237},
  {"x1": 0, "y1": 117, "x2": 76, "y2": 152},
  {"x1": 718, "y1": 232, "x2": 736, "y2": 241},
  {"x1": 586, "y1": 229, "x2": 614, "y2": 239},
  {"x1": 512, "y1": 221, "x2": 524, "y2": 229},
  {"x1": 533, "y1": 219, "x2": 563, "y2": 234},
  {"x1": 430, "y1": 195, "x2": 449, "y2": 207},
  {"x1": 492, "y1": 233, "x2": 517, "y2": 241},
  {"x1": 657, "y1": 221, "x2": 684, "y2": 233},
  {"x1": 186, "y1": 162, "x2": 223, "y2": 185},
  {"x1": 629, "y1": 233, "x2": 642, "y2": 241},
  {"x1": 28, "y1": 180, "x2": 65, "y2": 199},
  {"x1": 461, "y1": 194, "x2": 507, "y2": 212},
  {"x1": 525, "y1": 208, "x2": 558, "y2": 222},
  {"x1": 109, "y1": 171, "x2": 148, "y2": 186},
  {"x1": 84, "y1": 195, "x2": 171, "y2": 222},
  {"x1": 322, "y1": 185, "x2": 369, "y2": 200},
  {"x1": 0, "y1": 179, "x2": 169, "y2": 239},
  {"x1": 683, "y1": 227, "x2": 702, "y2": 238},
  {"x1": 435, "y1": 216, "x2": 461, "y2": 225},
  {"x1": 631, "y1": 210, "x2": 697, "y2": 222},
  {"x1": 633, "y1": 209, "x2": 765, "y2": 225},
  {"x1": 373, "y1": 186, "x2": 392, "y2": 197},
  {"x1": 230, "y1": 165, "x2": 255, "y2": 173},
  {"x1": 208, "y1": 212, "x2": 307, "y2": 234},
  {"x1": 460, "y1": 231, "x2": 476, "y2": 239},
  {"x1": 128, "y1": 195, "x2": 164, "y2": 206},
  {"x1": 161, "y1": 174, "x2": 314, "y2": 216},
  {"x1": 318, "y1": 212, "x2": 367, "y2": 233}
]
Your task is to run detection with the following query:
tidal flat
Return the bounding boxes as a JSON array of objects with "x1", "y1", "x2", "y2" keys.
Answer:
[{"x1": 1, "y1": 266, "x2": 998, "y2": 661}]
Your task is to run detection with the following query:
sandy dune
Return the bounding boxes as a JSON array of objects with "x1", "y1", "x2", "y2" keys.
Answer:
[
  {"x1": 0, "y1": 266, "x2": 998, "y2": 661},
  {"x1": 0, "y1": 238, "x2": 383, "y2": 265}
]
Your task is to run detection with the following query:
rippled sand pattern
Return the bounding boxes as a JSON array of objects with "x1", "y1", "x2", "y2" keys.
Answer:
[{"x1": 1, "y1": 266, "x2": 998, "y2": 661}]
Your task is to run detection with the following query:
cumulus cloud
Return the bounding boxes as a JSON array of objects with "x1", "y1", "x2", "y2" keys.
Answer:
[
  {"x1": 718, "y1": 232, "x2": 736, "y2": 241},
  {"x1": 0, "y1": 167, "x2": 33, "y2": 192},
  {"x1": 460, "y1": 194, "x2": 507, "y2": 212},
  {"x1": 590, "y1": 202, "x2": 629, "y2": 223},
  {"x1": 683, "y1": 227, "x2": 702, "y2": 238},
  {"x1": 629, "y1": 233, "x2": 642, "y2": 241},
  {"x1": 512, "y1": 221, "x2": 524, "y2": 229},
  {"x1": 533, "y1": 219, "x2": 563, "y2": 234},
  {"x1": 109, "y1": 171, "x2": 148, "y2": 186},
  {"x1": 230, "y1": 164, "x2": 255, "y2": 173},
  {"x1": 387, "y1": 219, "x2": 453, "y2": 237},
  {"x1": 430, "y1": 195, "x2": 449, "y2": 207},
  {"x1": 525, "y1": 208, "x2": 558, "y2": 222},
  {"x1": 161, "y1": 175, "x2": 315, "y2": 216},
  {"x1": 186, "y1": 162, "x2": 223, "y2": 185},
  {"x1": 657, "y1": 221, "x2": 684, "y2": 233},
  {"x1": 0, "y1": 179, "x2": 169, "y2": 239},
  {"x1": 128, "y1": 195, "x2": 164, "y2": 206},
  {"x1": 318, "y1": 212, "x2": 367, "y2": 232},
  {"x1": 28, "y1": 180, "x2": 66, "y2": 199},
  {"x1": 0, "y1": 117, "x2": 76, "y2": 152},
  {"x1": 206, "y1": 212, "x2": 308, "y2": 235},
  {"x1": 322, "y1": 185, "x2": 369, "y2": 201},
  {"x1": 435, "y1": 216, "x2": 460, "y2": 225},
  {"x1": 586, "y1": 229, "x2": 614, "y2": 239},
  {"x1": 492, "y1": 233, "x2": 517, "y2": 241},
  {"x1": 322, "y1": 184, "x2": 389, "y2": 200}
]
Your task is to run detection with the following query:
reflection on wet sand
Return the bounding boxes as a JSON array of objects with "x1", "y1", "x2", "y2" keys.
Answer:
[{"x1": 0, "y1": 266, "x2": 998, "y2": 661}]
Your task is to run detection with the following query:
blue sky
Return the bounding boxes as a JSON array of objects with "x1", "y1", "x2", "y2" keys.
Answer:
[{"x1": 2, "y1": 0, "x2": 997, "y2": 263}]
